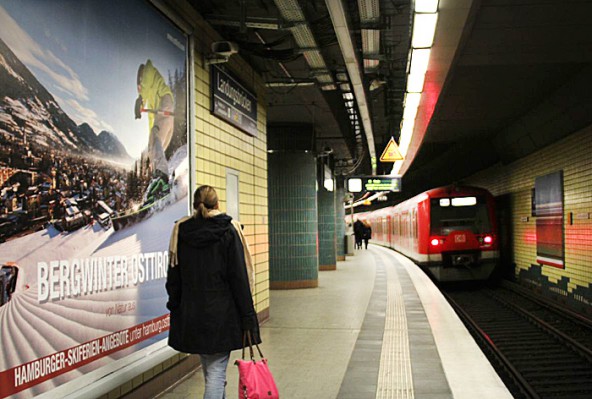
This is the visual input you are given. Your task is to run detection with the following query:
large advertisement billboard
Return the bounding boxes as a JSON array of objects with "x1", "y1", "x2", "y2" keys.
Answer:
[{"x1": 0, "y1": 1, "x2": 188, "y2": 397}]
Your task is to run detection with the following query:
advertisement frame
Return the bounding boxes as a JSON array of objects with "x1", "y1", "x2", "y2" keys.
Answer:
[{"x1": 0, "y1": 1, "x2": 194, "y2": 397}]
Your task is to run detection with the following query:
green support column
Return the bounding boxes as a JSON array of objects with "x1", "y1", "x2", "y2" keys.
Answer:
[
  {"x1": 268, "y1": 124, "x2": 319, "y2": 289},
  {"x1": 318, "y1": 185, "x2": 336, "y2": 270},
  {"x1": 335, "y1": 187, "x2": 346, "y2": 261},
  {"x1": 268, "y1": 152, "x2": 318, "y2": 288}
]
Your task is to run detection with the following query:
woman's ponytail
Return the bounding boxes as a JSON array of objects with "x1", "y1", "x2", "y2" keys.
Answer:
[
  {"x1": 196, "y1": 201, "x2": 209, "y2": 219},
  {"x1": 193, "y1": 185, "x2": 219, "y2": 218}
]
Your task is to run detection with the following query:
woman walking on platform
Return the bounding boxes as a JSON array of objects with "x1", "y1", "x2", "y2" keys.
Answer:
[{"x1": 166, "y1": 185, "x2": 260, "y2": 399}]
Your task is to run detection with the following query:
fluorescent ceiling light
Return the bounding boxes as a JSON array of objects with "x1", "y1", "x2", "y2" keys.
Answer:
[
  {"x1": 406, "y1": 73, "x2": 426, "y2": 93},
  {"x1": 343, "y1": 92, "x2": 354, "y2": 100},
  {"x1": 410, "y1": 48, "x2": 431, "y2": 75},
  {"x1": 390, "y1": 160, "x2": 403, "y2": 175},
  {"x1": 403, "y1": 104, "x2": 419, "y2": 121},
  {"x1": 404, "y1": 92, "x2": 421, "y2": 109},
  {"x1": 412, "y1": 13, "x2": 438, "y2": 48},
  {"x1": 403, "y1": 93, "x2": 421, "y2": 121},
  {"x1": 400, "y1": 118, "x2": 414, "y2": 138},
  {"x1": 399, "y1": 118, "x2": 415, "y2": 153},
  {"x1": 415, "y1": 0, "x2": 439, "y2": 13}
]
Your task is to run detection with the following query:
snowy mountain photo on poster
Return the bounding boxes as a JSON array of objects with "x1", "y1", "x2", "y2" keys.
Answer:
[
  {"x1": 0, "y1": 1, "x2": 188, "y2": 398},
  {"x1": 0, "y1": 0, "x2": 188, "y2": 238}
]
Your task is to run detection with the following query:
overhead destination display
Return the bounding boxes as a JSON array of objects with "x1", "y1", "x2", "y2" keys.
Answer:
[{"x1": 347, "y1": 176, "x2": 402, "y2": 192}]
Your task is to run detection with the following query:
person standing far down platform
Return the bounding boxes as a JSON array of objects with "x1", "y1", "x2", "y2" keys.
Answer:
[
  {"x1": 134, "y1": 59, "x2": 175, "y2": 203},
  {"x1": 353, "y1": 218, "x2": 364, "y2": 250},
  {"x1": 166, "y1": 185, "x2": 260, "y2": 399},
  {"x1": 362, "y1": 221, "x2": 372, "y2": 250}
]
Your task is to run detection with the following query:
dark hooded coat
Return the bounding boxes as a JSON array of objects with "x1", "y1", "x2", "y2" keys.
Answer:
[{"x1": 166, "y1": 213, "x2": 260, "y2": 354}]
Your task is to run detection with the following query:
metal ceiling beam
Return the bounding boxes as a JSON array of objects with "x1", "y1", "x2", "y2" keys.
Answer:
[{"x1": 325, "y1": 0, "x2": 377, "y2": 174}]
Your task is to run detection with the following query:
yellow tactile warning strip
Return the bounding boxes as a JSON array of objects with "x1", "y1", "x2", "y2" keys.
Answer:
[{"x1": 375, "y1": 253, "x2": 414, "y2": 399}]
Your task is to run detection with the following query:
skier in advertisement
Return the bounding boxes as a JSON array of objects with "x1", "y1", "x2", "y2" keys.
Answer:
[{"x1": 134, "y1": 59, "x2": 175, "y2": 205}]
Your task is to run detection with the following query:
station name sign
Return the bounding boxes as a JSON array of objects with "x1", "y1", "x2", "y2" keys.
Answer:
[
  {"x1": 211, "y1": 65, "x2": 258, "y2": 137},
  {"x1": 347, "y1": 175, "x2": 402, "y2": 192}
]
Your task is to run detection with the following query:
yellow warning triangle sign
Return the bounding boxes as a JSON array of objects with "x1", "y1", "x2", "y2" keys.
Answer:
[{"x1": 380, "y1": 137, "x2": 404, "y2": 162}]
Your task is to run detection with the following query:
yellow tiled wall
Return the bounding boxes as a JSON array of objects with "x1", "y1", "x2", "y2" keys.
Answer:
[
  {"x1": 466, "y1": 126, "x2": 592, "y2": 302},
  {"x1": 192, "y1": 21, "x2": 269, "y2": 315}
]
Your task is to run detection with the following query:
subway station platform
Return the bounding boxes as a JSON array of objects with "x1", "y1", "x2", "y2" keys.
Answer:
[{"x1": 158, "y1": 245, "x2": 512, "y2": 399}]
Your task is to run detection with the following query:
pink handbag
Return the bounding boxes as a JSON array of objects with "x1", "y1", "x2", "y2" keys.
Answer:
[{"x1": 235, "y1": 331, "x2": 279, "y2": 399}]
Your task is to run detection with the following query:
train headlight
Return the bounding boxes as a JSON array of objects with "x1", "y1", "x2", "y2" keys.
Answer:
[
  {"x1": 483, "y1": 235, "x2": 493, "y2": 244},
  {"x1": 430, "y1": 238, "x2": 440, "y2": 246}
]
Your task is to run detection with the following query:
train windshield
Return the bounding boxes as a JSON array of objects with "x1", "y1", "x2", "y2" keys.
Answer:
[{"x1": 430, "y1": 196, "x2": 491, "y2": 235}]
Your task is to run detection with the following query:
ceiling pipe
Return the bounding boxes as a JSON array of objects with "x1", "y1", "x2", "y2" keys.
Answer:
[{"x1": 325, "y1": 0, "x2": 377, "y2": 174}]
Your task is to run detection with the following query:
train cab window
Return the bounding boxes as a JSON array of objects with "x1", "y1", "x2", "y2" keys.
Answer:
[
  {"x1": 430, "y1": 196, "x2": 491, "y2": 235},
  {"x1": 451, "y1": 197, "x2": 477, "y2": 206}
]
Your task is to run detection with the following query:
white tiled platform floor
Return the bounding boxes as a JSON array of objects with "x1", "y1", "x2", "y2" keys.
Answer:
[{"x1": 157, "y1": 245, "x2": 511, "y2": 399}]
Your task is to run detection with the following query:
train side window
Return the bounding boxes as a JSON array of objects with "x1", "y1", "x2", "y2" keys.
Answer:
[{"x1": 402, "y1": 213, "x2": 408, "y2": 237}]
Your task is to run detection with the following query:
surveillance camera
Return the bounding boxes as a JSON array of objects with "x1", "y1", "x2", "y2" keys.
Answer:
[{"x1": 211, "y1": 41, "x2": 239, "y2": 57}]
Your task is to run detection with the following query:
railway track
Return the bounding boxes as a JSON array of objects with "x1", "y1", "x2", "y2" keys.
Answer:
[{"x1": 443, "y1": 282, "x2": 592, "y2": 399}]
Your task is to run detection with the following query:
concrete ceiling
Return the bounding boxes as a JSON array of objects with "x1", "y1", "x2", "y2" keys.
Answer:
[{"x1": 188, "y1": 0, "x2": 592, "y2": 201}]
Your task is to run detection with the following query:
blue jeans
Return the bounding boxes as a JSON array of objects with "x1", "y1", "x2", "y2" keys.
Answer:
[{"x1": 199, "y1": 352, "x2": 231, "y2": 399}]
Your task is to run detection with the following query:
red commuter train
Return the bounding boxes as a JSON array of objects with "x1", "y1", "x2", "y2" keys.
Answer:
[{"x1": 352, "y1": 186, "x2": 499, "y2": 282}]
